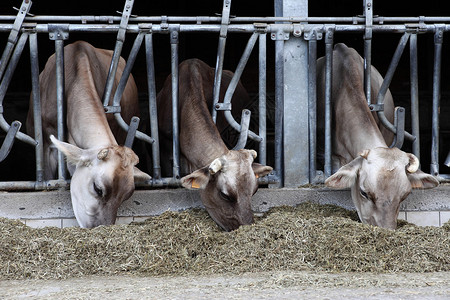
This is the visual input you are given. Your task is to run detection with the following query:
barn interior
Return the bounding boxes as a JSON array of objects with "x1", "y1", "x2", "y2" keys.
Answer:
[{"x1": 0, "y1": 0, "x2": 449, "y2": 182}]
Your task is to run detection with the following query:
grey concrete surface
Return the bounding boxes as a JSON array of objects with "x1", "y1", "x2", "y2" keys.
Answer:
[{"x1": 0, "y1": 184, "x2": 449, "y2": 220}]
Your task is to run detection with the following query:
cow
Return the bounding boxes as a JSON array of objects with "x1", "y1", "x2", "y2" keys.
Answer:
[
  {"x1": 26, "y1": 41, "x2": 151, "y2": 228},
  {"x1": 156, "y1": 58, "x2": 273, "y2": 231},
  {"x1": 317, "y1": 43, "x2": 439, "y2": 229}
]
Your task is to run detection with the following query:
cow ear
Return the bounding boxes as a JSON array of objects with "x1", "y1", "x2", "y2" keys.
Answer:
[
  {"x1": 252, "y1": 163, "x2": 273, "y2": 178},
  {"x1": 325, "y1": 156, "x2": 364, "y2": 188},
  {"x1": 133, "y1": 167, "x2": 152, "y2": 183},
  {"x1": 50, "y1": 135, "x2": 87, "y2": 165},
  {"x1": 407, "y1": 170, "x2": 439, "y2": 189},
  {"x1": 180, "y1": 167, "x2": 210, "y2": 190}
]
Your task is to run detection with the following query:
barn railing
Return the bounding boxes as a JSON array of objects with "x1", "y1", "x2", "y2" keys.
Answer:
[{"x1": 0, "y1": 0, "x2": 449, "y2": 192}]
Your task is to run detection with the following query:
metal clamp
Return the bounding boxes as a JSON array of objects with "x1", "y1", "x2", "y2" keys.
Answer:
[
  {"x1": 160, "y1": 15, "x2": 169, "y2": 31},
  {"x1": 254, "y1": 23, "x2": 268, "y2": 34},
  {"x1": 104, "y1": 105, "x2": 121, "y2": 114},
  {"x1": 48, "y1": 24, "x2": 69, "y2": 40},
  {"x1": 292, "y1": 24, "x2": 302, "y2": 37},
  {"x1": 369, "y1": 103, "x2": 384, "y2": 111},
  {"x1": 117, "y1": 0, "x2": 134, "y2": 42},
  {"x1": 219, "y1": 0, "x2": 231, "y2": 38},
  {"x1": 304, "y1": 28, "x2": 323, "y2": 41},
  {"x1": 214, "y1": 102, "x2": 232, "y2": 111}
]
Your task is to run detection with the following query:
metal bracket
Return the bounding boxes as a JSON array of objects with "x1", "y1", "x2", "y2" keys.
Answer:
[
  {"x1": 219, "y1": 0, "x2": 231, "y2": 38},
  {"x1": 104, "y1": 105, "x2": 121, "y2": 114},
  {"x1": 48, "y1": 24, "x2": 69, "y2": 40},
  {"x1": 0, "y1": 120, "x2": 21, "y2": 162},
  {"x1": 434, "y1": 24, "x2": 445, "y2": 44},
  {"x1": 364, "y1": 0, "x2": 373, "y2": 40},
  {"x1": 292, "y1": 24, "x2": 302, "y2": 37},
  {"x1": 117, "y1": 0, "x2": 134, "y2": 42},
  {"x1": 232, "y1": 109, "x2": 251, "y2": 150},
  {"x1": 304, "y1": 28, "x2": 323, "y2": 41},
  {"x1": 124, "y1": 116, "x2": 140, "y2": 148},
  {"x1": 170, "y1": 28, "x2": 179, "y2": 44},
  {"x1": 369, "y1": 103, "x2": 384, "y2": 111},
  {"x1": 214, "y1": 102, "x2": 232, "y2": 111},
  {"x1": 160, "y1": 15, "x2": 169, "y2": 31},
  {"x1": 271, "y1": 29, "x2": 289, "y2": 41},
  {"x1": 324, "y1": 25, "x2": 335, "y2": 44},
  {"x1": 389, "y1": 106, "x2": 407, "y2": 149},
  {"x1": 254, "y1": 23, "x2": 268, "y2": 34}
]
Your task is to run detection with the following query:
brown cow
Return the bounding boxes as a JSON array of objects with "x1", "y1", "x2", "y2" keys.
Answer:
[
  {"x1": 157, "y1": 58, "x2": 272, "y2": 231},
  {"x1": 26, "y1": 41, "x2": 150, "y2": 228},
  {"x1": 317, "y1": 43, "x2": 438, "y2": 229}
]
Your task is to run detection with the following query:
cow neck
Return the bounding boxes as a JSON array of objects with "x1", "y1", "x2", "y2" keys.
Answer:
[
  {"x1": 65, "y1": 78, "x2": 117, "y2": 150},
  {"x1": 179, "y1": 100, "x2": 228, "y2": 169}
]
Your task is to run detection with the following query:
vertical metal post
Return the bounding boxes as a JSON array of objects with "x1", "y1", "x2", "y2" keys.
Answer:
[
  {"x1": 430, "y1": 25, "x2": 444, "y2": 176},
  {"x1": 307, "y1": 35, "x2": 318, "y2": 183},
  {"x1": 212, "y1": 0, "x2": 231, "y2": 123},
  {"x1": 258, "y1": 33, "x2": 267, "y2": 165},
  {"x1": 324, "y1": 27, "x2": 334, "y2": 179},
  {"x1": 54, "y1": 39, "x2": 66, "y2": 180},
  {"x1": 363, "y1": 0, "x2": 373, "y2": 105},
  {"x1": 29, "y1": 32, "x2": 44, "y2": 184},
  {"x1": 280, "y1": 0, "x2": 309, "y2": 186},
  {"x1": 145, "y1": 33, "x2": 162, "y2": 179},
  {"x1": 409, "y1": 33, "x2": 420, "y2": 160},
  {"x1": 170, "y1": 28, "x2": 180, "y2": 179},
  {"x1": 274, "y1": 35, "x2": 284, "y2": 187}
]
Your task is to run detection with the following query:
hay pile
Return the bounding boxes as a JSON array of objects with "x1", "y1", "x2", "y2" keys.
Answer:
[{"x1": 0, "y1": 203, "x2": 448, "y2": 279}]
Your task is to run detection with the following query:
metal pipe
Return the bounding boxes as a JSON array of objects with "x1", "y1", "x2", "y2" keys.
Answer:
[
  {"x1": 29, "y1": 32, "x2": 44, "y2": 184},
  {"x1": 0, "y1": 32, "x2": 35, "y2": 145},
  {"x1": 54, "y1": 38, "x2": 66, "y2": 180},
  {"x1": 430, "y1": 26, "x2": 444, "y2": 176},
  {"x1": 112, "y1": 32, "x2": 154, "y2": 145},
  {"x1": 170, "y1": 29, "x2": 180, "y2": 179},
  {"x1": 145, "y1": 33, "x2": 162, "y2": 179},
  {"x1": 308, "y1": 38, "x2": 317, "y2": 183},
  {"x1": 409, "y1": 33, "x2": 420, "y2": 159},
  {"x1": 274, "y1": 38, "x2": 284, "y2": 187},
  {"x1": 223, "y1": 32, "x2": 262, "y2": 142},
  {"x1": 375, "y1": 32, "x2": 415, "y2": 141},
  {"x1": 324, "y1": 28, "x2": 334, "y2": 179},
  {"x1": 258, "y1": 33, "x2": 267, "y2": 165}
]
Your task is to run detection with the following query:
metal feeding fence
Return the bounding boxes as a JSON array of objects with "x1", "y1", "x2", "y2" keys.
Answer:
[{"x1": 0, "y1": 0, "x2": 449, "y2": 192}]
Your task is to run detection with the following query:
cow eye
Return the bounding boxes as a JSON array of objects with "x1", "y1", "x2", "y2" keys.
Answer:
[
  {"x1": 93, "y1": 182, "x2": 103, "y2": 197},
  {"x1": 219, "y1": 191, "x2": 235, "y2": 202},
  {"x1": 360, "y1": 188, "x2": 368, "y2": 199}
]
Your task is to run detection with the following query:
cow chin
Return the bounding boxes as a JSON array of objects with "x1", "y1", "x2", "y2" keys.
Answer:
[{"x1": 70, "y1": 190, "x2": 118, "y2": 228}]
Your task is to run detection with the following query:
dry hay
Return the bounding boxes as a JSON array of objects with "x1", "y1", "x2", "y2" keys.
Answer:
[{"x1": 0, "y1": 202, "x2": 448, "y2": 280}]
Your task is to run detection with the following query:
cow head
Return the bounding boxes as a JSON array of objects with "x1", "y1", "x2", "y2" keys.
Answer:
[
  {"x1": 181, "y1": 149, "x2": 273, "y2": 231},
  {"x1": 50, "y1": 135, "x2": 151, "y2": 228},
  {"x1": 325, "y1": 147, "x2": 439, "y2": 229}
]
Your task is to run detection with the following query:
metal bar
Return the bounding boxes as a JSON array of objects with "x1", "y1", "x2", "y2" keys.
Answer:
[
  {"x1": 375, "y1": 32, "x2": 415, "y2": 141},
  {"x1": 54, "y1": 38, "x2": 66, "y2": 180},
  {"x1": 212, "y1": 0, "x2": 231, "y2": 123},
  {"x1": 29, "y1": 32, "x2": 44, "y2": 183},
  {"x1": 170, "y1": 28, "x2": 180, "y2": 179},
  {"x1": 111, "y1": 31, "x2": 154, "y2": 145},
  {"x1": 102, "y1": 0, "x2": 134, "y2": 107},
  {"x1": 258, "y1": 33, "x2": 267, "y2": 165},
  {"x1": 145, "y1": 33, "x2": 162, "y2": 179},
  {"x1": 232, "y1": 109, "x2": 251, "y2": 150},
  {"x1": 324, "y1": 26, "x2": 334, "y2": 179},
  {"x1": 430, "y1": 25, "x2": 444, "y2": 176},
  {"x1": 124, "y1": 116, "x2": 140, "y2": 148},
  {"x1": 409, "y1": 33, "x2": 420, "y2": 159},
  {"x1": 274, "y1": 38, "x2": 284, "y2": 187},
  {"x1": 0, "y1": 32, "x2": 35, "y2": 145},
  {"x1": 0, "y1": 121, "x2": 21, "y2": 162},
  {"x1": 223, "y1": 32, "x2": 262, "y2": 142},
  {"x1": 0, "y1": 0, "x2": 32, "y2": 81},
  {"x1": 363, "y1": 0, "x2": 373, "y2": 105},
  {"x1": 308, "y1": 38, "x2": 318, "y2": 183},
  {"x1": 389, "y1": 107, "x2": 406, "y2": 148}
]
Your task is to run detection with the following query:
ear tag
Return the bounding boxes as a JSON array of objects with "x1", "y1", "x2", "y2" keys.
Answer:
[
  {"x1": 255, "y1": 174, "x2": 259, "y2": 179},
  {"x1": 191, "y1": 179, "x2": 200, "y2": 189}
]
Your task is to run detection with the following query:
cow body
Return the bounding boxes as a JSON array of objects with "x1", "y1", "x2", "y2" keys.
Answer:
[
  {"x1": 317, "y1": 43, "x2": 438, "y2": 229},
  {"x1": 26, "y1": 41, "x2": 150, "y2": 228},
  {"x1": 157, "y1": 58, "x2": 272, "y2": 231}
]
